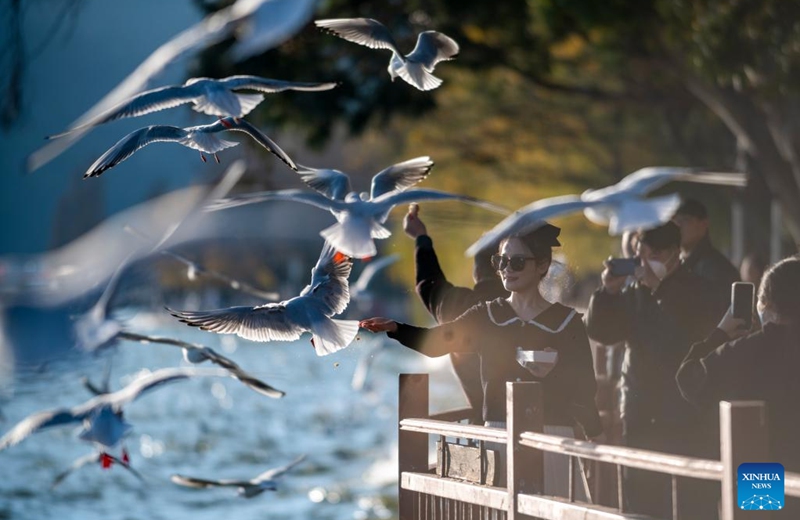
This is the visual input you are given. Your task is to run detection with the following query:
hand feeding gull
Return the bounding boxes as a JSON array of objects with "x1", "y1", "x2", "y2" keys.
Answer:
[
  {"x1": 171, "y1": 454, "x2": 306, "y2": 498},
  {"x1": 84, "y1": 117, "x2": 297, "y2": 178},
  {"x1": 315, "y1": 18, "x2": 459, "y2": 91},
  {"x1": 206, "y1": 157, "x2": 509, "y2": 258},
  {"x1": 48, "y1": 76, "x2": 337, "y2": 139},
  {"x1": 465, "y1": 167, "x2": 746, "y2": 256},
  {"x1": 169, "y1": 243, "x2": 359, "y2": 356}
]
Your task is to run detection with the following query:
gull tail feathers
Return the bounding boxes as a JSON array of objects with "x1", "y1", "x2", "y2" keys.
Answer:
[
  {"x1": 607, "y1": 194, "x2": 682, "y2": 235},
  {"x1": 320, "y1": 220, "x2": 379, "y2": 259},
  {"x1": 396, "y1": 62, "x2": 443, "y2": 91},
  {"x1": 312, "y1": 319, "x2": 360, "y2": 356}
]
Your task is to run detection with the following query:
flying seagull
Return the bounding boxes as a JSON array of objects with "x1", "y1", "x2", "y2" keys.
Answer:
[
  {"x1": 84, "y1": 117, "x2": 297, "y2": 178},
  {"x1": 315, "y1": 18, "x2": 459, "y2": 91},
  {"x1": 48, "y1": 76, "x2": 337, "y2": 139},
  {"x1": 169, "y1": 243, "x2": 359, "y2": 355},
  {"x1": 51, "y1": 451, "x2": 144, "y2": 489},
  {"x1": 466, "y1": 167, "x2": 747, "y2": 256},
  {"x1": 171, "y1": 454, "x2": 306, "y2": 498}
]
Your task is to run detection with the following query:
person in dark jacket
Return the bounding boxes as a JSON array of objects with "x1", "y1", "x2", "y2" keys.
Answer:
[
  {"x1": 672, "y1": 198, "x2": 740, "y2": 301},
  {"x1": 362, "y1": 223, "x2": 603, "y2": 496},
  {"x1": 402, "y1": 203, "x2": 509, "y2": 418},
  {"x1": 585, "y1": 221, "x2": 725, "y2": 518},
  {"x1": 677, "y1": 256, "x2": 800, "y2": 475}
]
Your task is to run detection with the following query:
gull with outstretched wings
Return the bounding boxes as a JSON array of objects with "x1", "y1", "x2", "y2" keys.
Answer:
[
  {"x1": 316, "y1": 18, "x2": 459, "y2": 91},
  {"x1": 49, "y1": 76, "x2": 336, "y2": 139},
  {"x1": 171, "y1": 454, "x2": 306, "y2": 498},
  {"x1": 51, "y1": 451, "x2": 144, "y2": 489},
  {"x1": 170, "y1": 243, "x2": 359, "y2": 355},
  {"x1": 466, "y1": 167, "x2": 746, "y2": 256},
  {"x1": 85, "y1": 117, "x2": 297, "y2": 178}
]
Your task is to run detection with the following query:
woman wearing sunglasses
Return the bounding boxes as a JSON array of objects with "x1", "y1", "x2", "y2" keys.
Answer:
[{"x1": 360, "y1": 222, "x2": 602, "y2": 494}]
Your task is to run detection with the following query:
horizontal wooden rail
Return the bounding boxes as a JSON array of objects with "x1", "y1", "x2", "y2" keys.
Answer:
[
  {"x1": 786, "y1": 472, "x2": 800, "y2": 498},
  {"x1": 401, "y1": 472, "x2": 509, "y2": 510},
  {"x1": 428, "y1": 407, "x2": 476, "y2": 423},
  {"x1": 520, "y1": 432, "x2": 722, "y2": 481},
  {"x1": 400, "y1": 418, "x2": 507, "y2": 444},
  {"x1": 517, "y1": 493, "x2": 653, "y2": 519}
]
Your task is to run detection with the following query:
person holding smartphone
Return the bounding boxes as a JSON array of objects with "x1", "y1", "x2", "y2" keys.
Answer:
[
  {"x1": 585, "y1": 221, "x2": 725, "y2": 518},
  {"x1": 361, "y1": 222, "x2": 603, "y2": 496},
  {"x1": 676, "y1": 256, "x2": 800, "y2": 475}
]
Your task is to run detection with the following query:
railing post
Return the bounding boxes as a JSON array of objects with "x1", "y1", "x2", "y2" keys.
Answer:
[
  {"x1": 720, "y1": 401, "x2": 772, "y2": 520},
  {"x1": 507, "y1": 382, "x2": 544, "y2": 520},
  {"x1": 399, "y1": 374, "x2": 430, "y2": 520}
]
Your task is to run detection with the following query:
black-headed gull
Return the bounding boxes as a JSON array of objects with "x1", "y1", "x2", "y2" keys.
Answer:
[
  {"x1": 315, "y1": 18, "x2": 459, "y2": 91},
  {"x1": 171, "y1": 454, "x2": 306, "y2": 498},
  {"x1": 49, "y1": 76, "x2": 336, "y2": 139},
  {"x1": 118, "y1": 331, "x2": 285, "y2": 399},
  {"x1": 51, "y1": 451, "x2": 144, "y2": 489},
  {"x1": 27, "y1": 0, "x2": 316, "y2": 173},
  {"x1": 84, "y1": 117, "x2": 297, "y2": 178},
  {"x1": 207, "y1": 157, "x2": 508, "y2": 258},
  {"x1": 466, "y1": 167, "x2": 746, "y2": 256},
  {"x1": 169, "y1": 243, "x2": 359, "y2": 355},
  {"x1": 0, "y1": 367, "x2": 229, "y2": 454}
]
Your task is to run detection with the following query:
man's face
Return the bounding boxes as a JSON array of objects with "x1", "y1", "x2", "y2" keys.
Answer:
[
  {"x1": 672, "y1": 214, "x2": 708, "y2": 250},
  {"x1": 637, "y1": 242, "x2": 680, "y2": 278}
]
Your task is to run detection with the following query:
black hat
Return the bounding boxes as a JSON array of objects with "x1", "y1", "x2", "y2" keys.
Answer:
[
  {"x1": 512, "y1": 221, "x2": 561, "y2": 256},
  {"x1": 674, "y1": 198, "x2": 708, "y2": 219},
  {"x1": 639, "y1": 221, "x2": 681, "y2": 250}
]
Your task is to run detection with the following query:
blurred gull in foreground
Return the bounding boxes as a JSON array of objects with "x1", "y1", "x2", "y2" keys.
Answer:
[
  {"x1": 171, "y1": 454, "x2": 306, "y2": 498},
  {"x1": 49, "y1": 75, "x2": 336, "y2": 138},
  {"x1": 466, "y1": 167, "x2": 746, "y2": 256},
  {"x1": 315, "y1": 18, "x2": 459, "y2": 91},
  {"x1": 170, "y1": 243, "x2": 359, "y2": 356},
  {"x1": 84, "y1": 117, "x2": 297, "y2": 178},
  {"x1": 207, "y1": 157, "x2": 509, "y2": 258},
  {"x1": 28, "y1": 0, "x2": 317, "y2": 173},
  {"x1": 51, "y1": 451, "x2": 144, "y2": 489}
]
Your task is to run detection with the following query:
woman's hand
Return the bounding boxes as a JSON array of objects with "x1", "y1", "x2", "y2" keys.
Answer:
[
  {"x1": 359, "y1": 317, "x2": 398, "y2": 333},
  {"x1": 717, "y1": 306, "x2": 749, "y2": 340}
]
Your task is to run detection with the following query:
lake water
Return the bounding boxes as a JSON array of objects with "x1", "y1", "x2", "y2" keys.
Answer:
[{"x1": 0, "y1": 311, "x2": 466, "y2": 520}]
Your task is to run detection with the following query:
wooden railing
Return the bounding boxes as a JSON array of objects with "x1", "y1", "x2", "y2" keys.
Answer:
[{"x1": 398, "y1": 373, "x2": 798, "y2": 520}]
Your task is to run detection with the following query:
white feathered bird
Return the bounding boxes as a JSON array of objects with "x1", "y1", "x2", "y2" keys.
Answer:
[
  {"x1": 169, "y1": 243, "x2": 359, "y2": 355},
  {"x1": 171, "y1": 455, "x2": 306, "y2": 498},
  {"x1": 466, "y1": 167, "x2": 747, "y2": 256},
  {"x1": 84, "y1": 117, "x2": 297, "y2": 178},
  {"x1": 207, "y1": 157, "x2": 509, "y2": 258},
  {"x1": 315, "y1": 18, "x2": 459, "y2": 91}
]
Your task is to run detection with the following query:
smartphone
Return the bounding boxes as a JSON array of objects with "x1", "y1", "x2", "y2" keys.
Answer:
[
  {"x1": 607, "y1": 257, "x2": 639, "y2": 277},
  {"x1": 731, "y1": 282, "x2": 755, "y2": 329}
]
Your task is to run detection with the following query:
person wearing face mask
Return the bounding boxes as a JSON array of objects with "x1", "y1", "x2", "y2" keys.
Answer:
[
  {"x1": 402, "y1": 203, "x2": 509, "y2": 421},
  {"x1": 585, "y1": 221, "x2": 726, "y2": 518},
  {"x1": 360, "y1": 222, "x2": 603, "y2": 495},
  {"x1": 676, "y1": 256, "x2": 800, "y2": 474}
]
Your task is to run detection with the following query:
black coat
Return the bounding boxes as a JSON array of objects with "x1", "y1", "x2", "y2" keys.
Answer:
[
  {"x1": 388, "y1": 298, "x2": 603, "y2": 437},
  {"x1": 413, "y1": 235, "x2": 508, "y2": 413},
  {"x1": 585, "y1": 265, "x2": 724, "y2": 430},
  {"x1": 676, "y1": 323, "x2": 800, "y2": 472},
  {"x1": 683, "y1": 235, "x2": 740, "y2": 307}
]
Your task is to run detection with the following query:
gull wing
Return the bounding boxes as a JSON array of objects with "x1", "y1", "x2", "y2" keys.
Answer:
[
  {"x1": 465, "y1": 195, "x2": 597, "y2": 257},
  {"x1": 220, "y1": 76, "x2": 337, "y2": 93},
  {"x1": 315, "y1": 18, "x2": 401, "y2": 54},
  {"x1": 370, "y1": 188, "x2": 510, "y2": 223},
  {"x1": 406, "y1": 31, "x2": 459, "y2": 70},
  {"x1": 97, "y1": 367, "x2": 227, "y2": 410},
  {"x1": 0, "y1": 409, "x2": 84, "y2": 451},
  {"x1": 168, "y1": 304, "x2": 305, "y2": 343},
  {"x1": 295, "y1": 165, "x2": 352, "y2": 201},
  {"x1": 369, "y1": 157, "x2": 434, "y2": 199},
  {"x1": 252, "y1": 454, "x2": 307, "y2": 483},
  {"x1": 171, "y1": 474, "x2": 250, "y2": 489},
  {"x1": 205, "y1": 189, "x2": 344, "y2": 213},
  {"x1": 84, "y1": 125, "x2": 189, "y2": 178},
  {"x1": 300, "y1": 243, "x2": 353, "y2": 316},
  {"x1": 206, "y1": 118, "x2": 297, "y2": 171}
]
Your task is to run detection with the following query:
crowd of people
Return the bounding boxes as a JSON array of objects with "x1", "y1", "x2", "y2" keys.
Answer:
[{"x1": 360, "y1": 198, "x2": 800, "y2": 518}]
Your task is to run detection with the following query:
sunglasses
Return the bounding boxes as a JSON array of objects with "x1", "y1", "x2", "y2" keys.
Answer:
[{"x1": 491, "y1": 254, "x2": 537, "y2": 272}]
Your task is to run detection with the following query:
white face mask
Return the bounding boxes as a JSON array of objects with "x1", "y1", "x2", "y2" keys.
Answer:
[{"x1": 646, "y1": 258, "x2": 669, "y2": 281}]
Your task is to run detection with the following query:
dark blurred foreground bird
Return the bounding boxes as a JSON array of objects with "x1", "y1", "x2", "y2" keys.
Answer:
[{"x1": 171, "y1": 455, "x2": 306, "y2": 498}]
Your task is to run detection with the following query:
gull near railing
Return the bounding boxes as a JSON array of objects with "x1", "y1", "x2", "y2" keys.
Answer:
[{"x1": 397, "y1": 373, "x2": 799, "y2": 520}]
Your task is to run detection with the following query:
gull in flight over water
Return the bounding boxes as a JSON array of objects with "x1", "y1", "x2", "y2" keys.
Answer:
[
  {"x1": 0, "y1": 368, "x2": 232, "y2": 469},
  {"x1": 315, "y1": 18, "x2": 459, "y2": 91},
  {"x1": 51, "y1": 450, "x2": 144, "y2": 489},
  {"x1": 169, "y1": 243, "x2": 359, "y2": 356},
  {"x1": 171, "y1": 455, "x2": 306, "y2": 498},
  {"x1": 84, "y1": 117, "x2": 297, "y2": 178},
  {"x1": 48, "y1": 76, "x2": 337, "y2": 139},
  {"x1": 27, "y1": 0, "x2": 317, "y2": 173},
  {"x1": 207, "y1": 157, "x2": 508, "y2": 258},
  {"x1": 466, "y1": 167, "x2": 747, "y2": 256}
]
